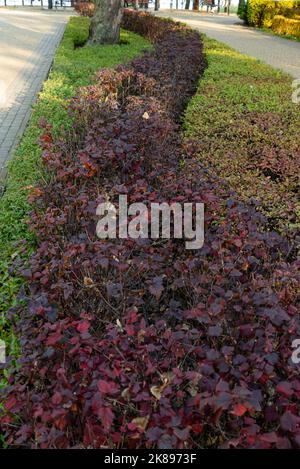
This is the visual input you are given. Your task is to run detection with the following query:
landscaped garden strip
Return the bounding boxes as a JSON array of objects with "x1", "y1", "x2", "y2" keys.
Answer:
[
  {"x1": 0, "y1": 16, "x2": 150, "y2": 392},
  {"x1": 184, "y1": 35, "x2": 300, "y2": 239},
  {"x1": 1, "y1": 11, "x2": 299, "y2": 449}
]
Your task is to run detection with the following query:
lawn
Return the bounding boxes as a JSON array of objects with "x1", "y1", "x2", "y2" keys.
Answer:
[{"x1": 0, "y1": 16, "x2": 150, "y2": 392}]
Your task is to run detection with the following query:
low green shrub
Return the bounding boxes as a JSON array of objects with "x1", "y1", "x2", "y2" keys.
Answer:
[
  {"x1": 272, "y1": 14, "x2": 300, "y2": 38},
  {"x1": 63, "y1": 16, "x2": 90, "y2": 47},
  {"x1": 184, "y1": 35, "x2": 300, "y2": 238}
]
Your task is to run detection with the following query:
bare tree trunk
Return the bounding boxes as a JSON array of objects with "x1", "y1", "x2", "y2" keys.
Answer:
[
  {"x1": 227, "y1": 0, "x2": 231, "y2": 15},
  {"x1": 193, "y1": 0, "x2": 199, "y2": 10},
  {"x1": 89, "y1": 0, "x2": 123, "y2": 45}
]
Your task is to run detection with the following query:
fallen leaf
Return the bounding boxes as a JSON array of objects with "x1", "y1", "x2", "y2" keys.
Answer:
[
  {"x1": 131, "y1": 415, "x2": 149, "y2": 431},
  {"x1": 83, "y1": 277, "x2": 94, "y2": 287},
  {"x1": 150, "y1": 385, "x2": 163, "y2": 400},
  {"x1": 150, "y1": 372, "x2": 173, "y2": 400},
  {"x1": 116, "y1": 319, "x2": 123, "y2": 332}
]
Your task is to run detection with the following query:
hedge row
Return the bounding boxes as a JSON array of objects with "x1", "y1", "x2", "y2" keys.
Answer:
[
  {"x1": 239, "y1": 0, "x2": 298, "y2": 28},
  {"x1": 0, "y1": 14, "x2": 150, "y2": 419},
  {"x1": 1, "y1": 11, "x2": 300, "y2": 449},
  {"x1": 272, "y1": 14, "x2": 300, "y2": 38}
]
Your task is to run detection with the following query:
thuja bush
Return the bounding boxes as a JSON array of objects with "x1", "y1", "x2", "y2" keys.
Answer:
[{"x1": 1, "y1": 12, "x2": 300, "y2": 449}]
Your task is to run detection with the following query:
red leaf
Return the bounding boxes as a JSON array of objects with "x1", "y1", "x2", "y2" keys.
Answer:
[
  {"x1": 126, "y1": 325, "x2": 135, "y2": 336},
  {"x1": 173, "y1": 427, "x2": 189, "y2": 441},
  {"x1": 5, "y1": 396, "x2": 17, "y2": 411},
  {"x1": 149, "y1": 276, "x2": 164, "y2": 300},
  {"x1": 52, "y1": 392, "x2": 63, "y2": 405},
  {"x1": 97, "y1": 380, "x2": 119, "y2": 395},
  {"x1": 232, "y1": 404, "x2": 247, "y2": 417},
  {"x1": 77, "y1": 321, "x2": 90, "y2": 334},
  {"x1": 276, "y1": 381, "x2": 293, "y2": 398},
  {"x1": 46, "y1": 329, "x2": 62, "y2": 346},
  {"x1": 98, "y1": 406, "x2": 114, "y2": 431},
  {"x1": 280, "y1": 411, "x2": 300, "y2": 432}
]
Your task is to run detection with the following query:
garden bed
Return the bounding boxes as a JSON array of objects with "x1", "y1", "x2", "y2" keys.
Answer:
[
  {"x1": 0, "y1": 16, "x2": 150, "y2": 391},
  {"x1": 1, "y1": 11, "x2": 300, "y2": 450},
  {"x1": 184, "y1": 36, "x2": 300, "y2": 239}
]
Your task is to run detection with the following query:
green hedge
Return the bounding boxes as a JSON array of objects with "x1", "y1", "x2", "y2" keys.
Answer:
[{"x1": 62, "y1": 16, "x2": 90, "y2": 47}]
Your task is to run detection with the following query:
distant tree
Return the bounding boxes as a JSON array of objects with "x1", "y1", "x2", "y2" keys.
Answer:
[
  {"x1": 89, "y1": 0, "x2": 123, "y2": 44},
  {"x1": 238, "y1": 0, "x2": 248, "y2": 21}
]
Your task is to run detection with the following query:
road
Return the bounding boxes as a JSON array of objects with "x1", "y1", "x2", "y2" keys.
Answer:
[{"x1": 155, "y1": 11, "x2": 300, "y2": 78}]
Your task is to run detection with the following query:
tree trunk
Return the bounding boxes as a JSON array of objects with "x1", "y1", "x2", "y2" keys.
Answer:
[
  {"x1": 227, "y1": 0, "x2": 231, "y2": 15},
  {"x1": 193, "y1": 0, "x2": 199, "y2": 10},
  {"x1": 185, "y1": 0, "x2": 190, "y2": 9},
  {"x1": 89, "y1": 0, "x2": 123, "y2": 45}
]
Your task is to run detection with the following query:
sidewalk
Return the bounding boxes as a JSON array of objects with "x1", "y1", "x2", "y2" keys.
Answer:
[
  {"x1": 155, "y1": 11, "x2": 300, "y2": 79},
  {"x1": 0, "y1": 9, "x2": 72, "y2": 183}
]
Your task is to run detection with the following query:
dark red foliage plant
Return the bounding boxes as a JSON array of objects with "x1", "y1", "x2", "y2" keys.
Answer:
[
  {"x1": 1, "y1": 11, "x2": 300, "y2": 449},
  {"x1": 74, "y1": 1, "x2": 95, "y2": 17}
]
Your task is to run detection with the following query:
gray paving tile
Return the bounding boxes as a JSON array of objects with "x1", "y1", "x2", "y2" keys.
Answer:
[
  {"x1": 0, "y1": 9, "x2": 72, "y2": 180},
  {"x1": 155, "y1": 11, "x2": 300, "y2": 79}
]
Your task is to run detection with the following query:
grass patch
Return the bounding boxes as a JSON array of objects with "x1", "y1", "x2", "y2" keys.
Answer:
[
  {"x1": 184, "y1": 35, "x2": 300, "y2": 237},
  {"x1": 0, "y1": 16, "x2": 150, "y2": 389}
]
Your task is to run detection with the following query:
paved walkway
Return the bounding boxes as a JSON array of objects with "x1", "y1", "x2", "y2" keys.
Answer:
[
  {"x1": 0, "y1": 8, "x2": 72, "y2": 182},
  {"x1": 155, "y1": 11, "x2": 300, "y2": 79}
]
